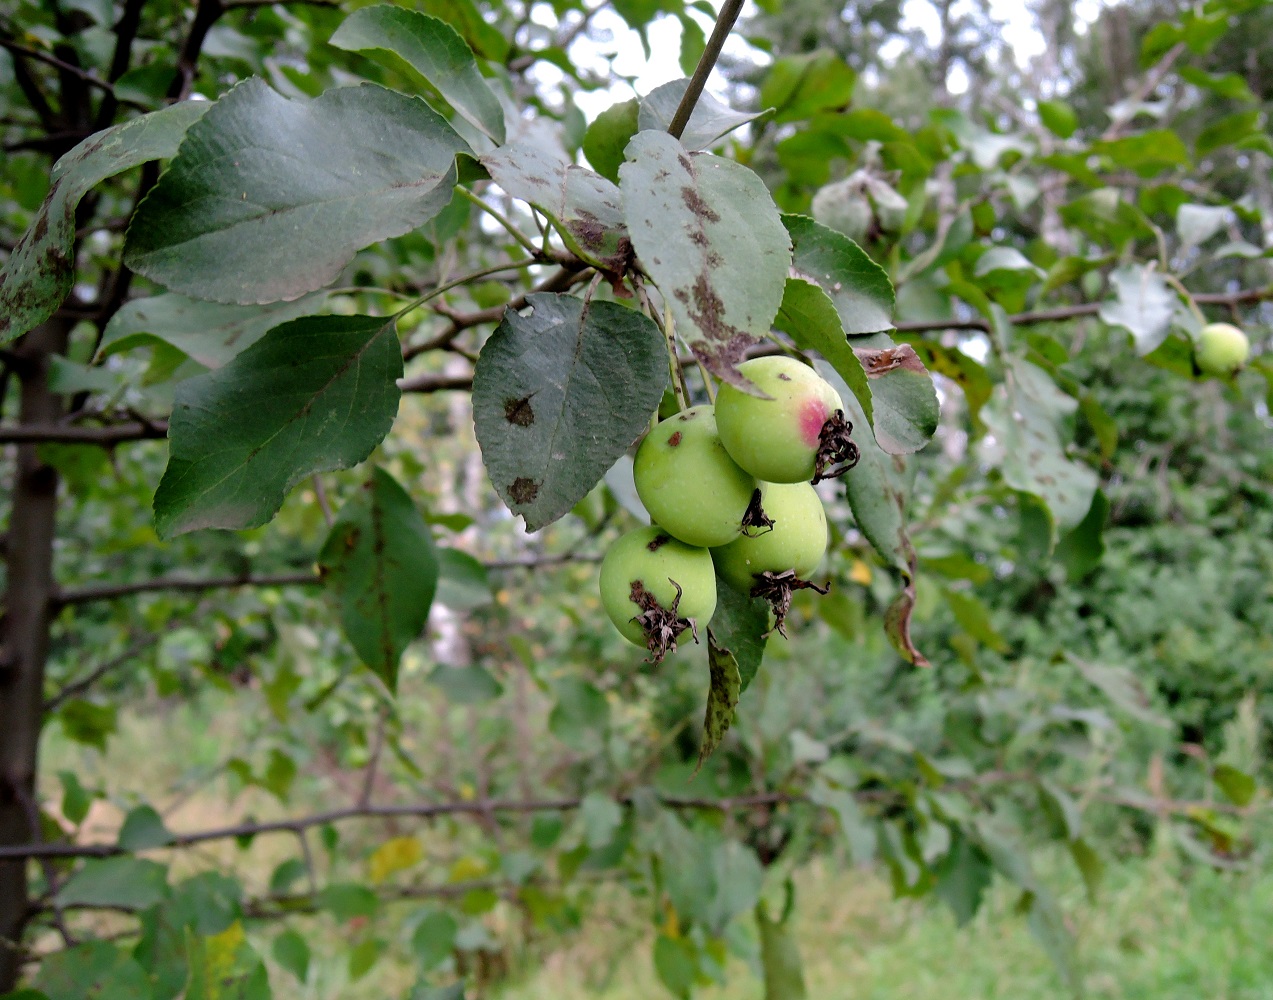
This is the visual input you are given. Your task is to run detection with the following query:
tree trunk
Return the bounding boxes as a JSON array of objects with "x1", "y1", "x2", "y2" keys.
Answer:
[{"x1": 0, "y1": 318, "x2": 70, "y2": 991}]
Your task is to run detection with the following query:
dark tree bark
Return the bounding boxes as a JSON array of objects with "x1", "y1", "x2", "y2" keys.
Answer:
[{"x1": 0, "y1": 318, "x2": 70, "y2": 992}]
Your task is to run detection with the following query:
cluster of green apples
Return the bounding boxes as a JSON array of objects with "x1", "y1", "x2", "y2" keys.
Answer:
[{"x1": 599, "y1": 356, "x2": 854, "y2": 659}]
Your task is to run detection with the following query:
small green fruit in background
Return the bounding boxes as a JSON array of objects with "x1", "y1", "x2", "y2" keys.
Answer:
[
  {"x1": 599, "y1": 526, "x2": 717, "y2": 651},
  {"x1": 633, "y1": 406, "x2": 757, "y2": 548},
  {"x1": 712, "y1": 482, "x2": 828, "y2": 594},
  {"x1": 715, "y1": 356, "x2": 844, "y2": 484},
  {"x1": 1196, "y1": 322, "x2": 1250, "y2": 376}
]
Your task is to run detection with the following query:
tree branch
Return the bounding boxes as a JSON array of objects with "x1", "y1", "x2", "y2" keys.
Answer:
[
  {"x1": 0, "y1": 793, "x2": 800, "y2": 860},
  {"x1": 53, "y1": 571, "x2": 322, "y2": 607},
  {"x1": 0, "y1": 38, "x2": 139, "y2": 105},
  {"x1": 43, "y1": 636, "x2": 160, "y2": 713},
  {"x1": 0, "y1": 421, "x2": 168, "y2": 445},
  {"x1": 667, "y1": 0, "x2": 745, "y2": 141}
]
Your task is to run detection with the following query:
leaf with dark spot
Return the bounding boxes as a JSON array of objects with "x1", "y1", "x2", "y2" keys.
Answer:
[
  {"x1": 699, "y1": 633, "x2": 742, "y2": 769},
  {"x1": 153, "y1": 314, "x2": 402, "y2": 537},
  {"x1": 0, "y1": 102, "x2": 207, "y2": 344},
  {"x1": 481, "y1": 141, "x2": 631, "y2": 272},
  {"x1": 621, "y1": 132, "x2": 790, "y2": 389},
  {"x1": 503, "y1": 395, "x2": 536, "y2": 426},
  {"x1": 319, "y1": 467, "x2": 438, "y2": 692},
  {"x1": 472, "y1": 293, "x2": 666, "y2": 531}
]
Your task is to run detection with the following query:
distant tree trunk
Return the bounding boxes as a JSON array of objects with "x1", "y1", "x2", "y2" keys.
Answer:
[{"x1": 0, "y1": 318, "x2": 70, "y2": 992}]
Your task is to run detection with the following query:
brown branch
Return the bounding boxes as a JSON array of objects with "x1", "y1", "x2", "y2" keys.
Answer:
[
  {"x1": 402, "y1": 266, "x2": 591, "y2": 360},
  {"x1": 1103, "y1": 42, "x2": 1187, "y2": 141},
  {"x1": 43, "y1": 636, "x2": 161, "y2": 713},
  {"x1": 0, "y1": 38, "x2": 137, "y2": 104},
  {"x1": 53, "y1": 571, "x2": 322, "y2": 607},
  {"x1": 667, "y1": 0, "x2": 745, "y2": 141},
  {"x1": 397, "y1": 372, "x2": 474, "y2": 394},
  {"x1": 0, "y1": 421, "x2": 168, "y2": 445},
  {"x1": 0, "y1": 793, "x2": 800, "y2": 860},
  {"x1": 893, "y1": 286, "x2": 1273, "y2": 335}
]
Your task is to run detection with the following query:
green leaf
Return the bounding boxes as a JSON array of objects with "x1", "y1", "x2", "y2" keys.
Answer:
[
  {"x1": 125, "y1": 79, "x2": 468, "y2": 304},
  {"x1": 1179, "y1": 66, "x2": 1257, "y2": 102},
  {"x1": 58, "y1": 857, "x2": 169, "y2": 910},
  {"x1": 349, "y1": 938, "x2": 383, "y2": 980},
  {"x1": 934, "y1": 833, "x2": 992, "y2": 926},
  {"x1": 411, "y1": 909, "x2": 459, "y2": 970},
  {"x1": 118, "y1": 804, "x2": 174, "y2": 850},
  {"x1": 580, "y1": 792, "x2": 623, "y2": 850},
  {"x1": 58, "y1": 771, "x2": 93, "y2": 826},
  {"x1": 943, "y1": 589, "x2": 1009, "y2": 652},
  {"x1": 1037, "y1": 779, "x2": 1082, "y2": 840},
  {"x1": 620, "y1": 131, "x2": 790, "y2": 387},
  {"x1": 1054, "y1": 489, "x2": 1109, "y2": 583},
  {"x1": 1037, "y1": 99, "x2": 1077, "y2": 138},
  {"x1": 330, "y1": 6, "x2": 504, "y2": 143},
  {"x1": 319, "y1": 467, "x2": 439, "y2": 692},
  {"x1": 1176, "y1": 203, "x2": 1234, "y2": 248},
  {"x1": 316, "y1": 883, "x2": 378, "y2": 921},
  {"x1": 583, "y1": 98, "x2": 640, "y2": 184},
  {"x1": 98, "y1": 292, "x2": 323, "y2": 368},
  {"x1": 781, "y1": 214, "x2": 894, "y2": 334},
  {"x1": 1093, "y1": 130, "x2": 1190, "y2": 176},
  {"x1": 34, "y1": 941, "x2": 152, "y2": 1000},
  {"x1": 637, "y1": 78, "x2": 765, "y2": 151},
  {"x1": 435, "y1": 548, "x2": 491, "y2": 610},
  {"x1": 411, "y1": 985, "x2": 465, "y2": 1000},
  {"x1": 429, "y1": 664, "x2": 503, "y2": 703},
  {"x1": 154, "y1": 313, "x2": 402, "y2": 537},
  {"x1": 479, "y1": 144, "x2": 630, "y2": 272},
  {"x1": 677, "y1": 12, "x2": 706, "y2": 76},
  {"x1": 653, "y1": 934, "x2": 697, "y2": 999},
  {"x1": 58, "y1": 700, "x2": 117, "y2": 750},
  {"x1": 756, "y1": 891, "x2": 808, "y2": 1000},
  {"x1": 419, "y1": 0, "x2": 508, "y2": 61},
  {"x1": 1213, "y1": 763, "x2": 1256, "y2": 807},
  {"x1": 0, "y1": 102, "x2": 207, "y2": 343},
  {"x1": 548, "y1": 678, "x2": 610, "y2": 749},
  {"x1": 273, "y1": 928, "x2": 310, "y2": 983},
  {"x1": 185, "y1": 925, "x2": 271, "y2": 1000},
  {"x1": 759, "y1": 49, "x2": 854, "y2": 123},
  {"x1": 706, "y1": 577, "x2": 769, "y2": 691},
  {"x1": 808, "y1": 776, "x2": 875, "y2": 863},
  {"x1": 471, "y1": 292, "x2": 666, "y2": 531},
  {"x1": 1068, "y1": 654, "x2": 1169, "y2": 727},
  {"x1": 699, "y1": 636, "x2": 742, "y2": 767},
  {"x1": 776, "y1": 216, "x2": 936, "y2": 454},
  {"x1": 1069, "y1": 838, "x2": 1104, "y2": 902},
  {"x1": 981, "y1": 340, "x2": 1098, "y2": 538},
  {"x1": 1099, "y1": 264, "x2": 1177, "y2": 355},
  {"x1": 817, "y1": 362, "x2": 927, "y2": 666},
  {"x1": 1196, "y1": 109, "x2": 1263, "y2": 156},
  {"x1": 703, "y1": 841, "x2": 764, "y2": 934}
]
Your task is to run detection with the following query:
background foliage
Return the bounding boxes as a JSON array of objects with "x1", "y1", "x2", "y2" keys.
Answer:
[{"x1": 1, "y1": 0, "x2": 1271, "y2": 997}]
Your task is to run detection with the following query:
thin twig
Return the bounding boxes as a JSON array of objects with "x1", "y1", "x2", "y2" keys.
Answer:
[
  {"x1": 311, "y1": 475, "x2": 334, "y2": 529},
  {"x1": 43, "y1": 635, "x2": 160, "y2": 713},
  {"x1": 667, "y1": 0, "x2": 745, "y2": 141},
  {"x1": 0, "y1": 38, "x2": 140, "y2": 104},
  {"x1": 53, "y1": 571, "x2": 321, "y2": 607}
]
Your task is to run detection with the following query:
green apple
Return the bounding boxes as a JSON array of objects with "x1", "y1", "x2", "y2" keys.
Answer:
[
  {"x1": 633, "y1": 405, "x2": 757, "y2": 548},
  {"x1": 711, "y1": 482, "x2": 828, "y2": 594},
  {"x1": 715, "y1": 357, "x2": 844, "y2": 484},
  {"x1": 1196, "y1": 322, "x2": 1250, "y2": 376},
  {"x1": 599, "y1": 526, "x2": 717, "y2": 648}
]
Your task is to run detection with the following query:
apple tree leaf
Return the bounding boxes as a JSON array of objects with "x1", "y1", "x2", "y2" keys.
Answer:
[
  {"x1": 0, "y1": 101, "x2": 207, "y2": 343},
  {"x1": 125, "y1": 79, "x2": 469, "y2": 304},
  {"x1": 319, "y1": 468, "x2": 438, "y2": 692},
  {"x1": 154, "y1": 314, "x2": 402, "y2": 537},
  {"x1": 620, "y1": 130, "x2": 790, "y2": 389},
  {"x1": 471, "y1": 292, "x2": 666, "y2": 531},
  {"x1": 637, "y1": 78, "x2": 765, "y2": 151},
  {"x1": 330, "y1": 5, "x2": 505, "y2": 144}
]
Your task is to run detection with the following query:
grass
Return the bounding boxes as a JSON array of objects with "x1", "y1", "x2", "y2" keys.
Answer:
[
  {"x1": 502, "y1": 847, "x2": 1273, "y2": 1000},
  {"x1": 36, "y1": 690, "x2": 1273, "y2": 1000}
]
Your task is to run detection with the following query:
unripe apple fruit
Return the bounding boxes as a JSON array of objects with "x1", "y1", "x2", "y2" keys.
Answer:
[
  {"x1": 1196, "y1": 322, "x2": 1250, "y2": 376},
  {"x1": 712, "y1": 482, "x2": 828, "y2": 594},
  {"x1": 599, "y1": 526, "x2": 717, "y2": 648},
  {"x1": 633, "y1": 405, "x2": 757, "y2": 548},
  {"x1": 715, "y1": 356, "x2": 844, "y2": 484}
]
